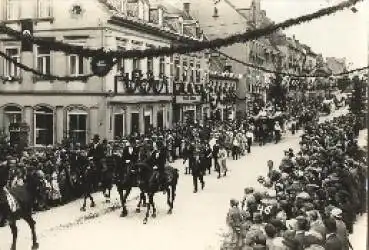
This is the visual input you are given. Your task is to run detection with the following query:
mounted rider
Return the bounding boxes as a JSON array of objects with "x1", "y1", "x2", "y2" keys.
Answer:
[
  {"x1": 151, "y1": 140, "x2": 167, "y2": 191},
  {"x1": 122, "y1": 138, "x2": 139, "y2": 169}
]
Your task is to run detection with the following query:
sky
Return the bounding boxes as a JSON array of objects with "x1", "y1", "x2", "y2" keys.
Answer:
[{"x1": 259, "y1": 0, "x2": 368, "y2": 69}]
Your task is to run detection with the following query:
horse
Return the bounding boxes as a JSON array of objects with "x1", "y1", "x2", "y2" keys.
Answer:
[
  {"x1": 0, "y1": 172, "x2": 42, "y2": 250},
  {"x1": 114, "y1": 155, "x2": 147, "y2": 218},
  {"x1": 135, "y1": 162, "x2": 179, "y2": 224}
]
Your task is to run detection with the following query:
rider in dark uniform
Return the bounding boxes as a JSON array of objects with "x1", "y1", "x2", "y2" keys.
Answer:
[
  {"x1": 88, "y1": 134, "x2": 105, "y2": 188},
  {"x1": 122, "y1": 138, "x2": 139, "y2": 168},
  {"x1": 152, "y1": 140, "x2": 166, "y2": 190}
]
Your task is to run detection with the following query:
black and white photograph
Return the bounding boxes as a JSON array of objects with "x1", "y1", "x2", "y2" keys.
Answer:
[{"x1": 0, "y1": 0, "x2": 367, "y2": 249}]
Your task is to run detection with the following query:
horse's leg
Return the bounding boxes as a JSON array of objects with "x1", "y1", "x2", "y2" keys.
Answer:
[
  {"x1": 136, "y1": 192, "x2": 145, "y2": 213},
  {"x1": 80, "y1": 193, "x2": 87, "y2": 211},
  {"x1": 9, "y1": 220, "x2": 17, "y2": 250},
  {"x1": 24, "y1": 215, "x2": 39, "y2": 250},
  {"x1": 120, "y1": 187, "x2": 131, "y2": 217},
  {"x1": 143, "y1": 193, "x2": 151, "y2": 224},
  {"x1": 142, "y1": 192, "x2": 147, "y2": 207},
  {"x1": 168, "y1": 184, "x2": 177, "y2": 215},
  {"x1": 150, "y1": 193, "x2": 156, "y2": 218},
  {"x1": 166, "y1": 187, "x2": 172, "y2": 214},
  {"x1": 89, "y1": 193, "x2": 95, "y2": 207}
]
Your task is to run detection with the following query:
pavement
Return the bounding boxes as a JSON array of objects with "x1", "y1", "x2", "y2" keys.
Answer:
[{"x1": 1, "y1": 107, "x2": 366, "y2": 250}]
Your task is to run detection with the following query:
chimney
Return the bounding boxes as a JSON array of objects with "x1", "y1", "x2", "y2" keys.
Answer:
[{"x1": 183, "y1": 2, "x2": 190, "y2": 15}]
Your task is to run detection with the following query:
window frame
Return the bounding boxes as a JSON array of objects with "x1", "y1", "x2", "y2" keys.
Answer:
[
  {"x1": 67, "y1": 109, "x2": 88, "y2": 145},
  {"x1": 159, "y1": 56, "x2": 165, "y2": 75},
  {"x1": 36, "y1": 46, "x2": 51, "y2": 75},
  {"x1": 3, "y1": 46, "x2": 20, "y2": 77},
  {"x1": 5, "y1": 0, "x2": 20, "y2": 20},
  {"x1": 34, "y1": 107, "x2": 54, "y2": 146},
  {"x1": 37, "y1": 0, "x2": 52, "y2": 18}
]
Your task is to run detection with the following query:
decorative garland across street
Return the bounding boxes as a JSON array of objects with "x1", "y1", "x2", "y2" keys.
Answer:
[
  {"x1": 0, "y1": 0, "x2": 361, "y2": 60},
  {"x1": 0, "y1": 0, "x2": 366, "y2": 81},
  {"x1": 216, "y1": 50, "x2": 369, "y2": 78}
]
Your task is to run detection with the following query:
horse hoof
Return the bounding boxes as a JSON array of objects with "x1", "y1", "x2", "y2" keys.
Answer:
[
  {"x1": 80, "y1": 207, "x2": 86, "y2": 212},
  {"x1": 120, "y1": 211, "x2": 128, "y2": 217},
  {"x1": 32, "y1": 243, "x2": 39, "y2": 250},
  {"x1": 152, "y1": 213, "x2": 156, "y2": 218},
  {"x1": 143, "y1": 218, "x2": 147, "y2": 224},
  {"x1": 90, "y1": 203, "x2": 96, "y2": 208},
  {"x1": 135, "y1": 208, "x2": 141, "y2": 213},
  {"x1": 106, "y1": 199, "x2": 111, "y2": 204},
  {"x1": 167, "y1": 210, "x2": 173, "y2": 215}
]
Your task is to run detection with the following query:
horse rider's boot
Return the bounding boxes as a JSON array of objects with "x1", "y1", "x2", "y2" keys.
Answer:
[{"x1": 91, "y1": 201, "x2": 96, "y2": 207}]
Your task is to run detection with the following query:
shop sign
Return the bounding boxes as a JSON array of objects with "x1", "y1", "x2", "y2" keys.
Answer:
[{"x1": 176, "y1": 95, "x2": 201, "y2": 104}]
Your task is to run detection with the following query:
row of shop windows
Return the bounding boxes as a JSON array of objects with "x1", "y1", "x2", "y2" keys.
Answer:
[
  {"x1": 3, "y1": 106, "x2": 88, "y2": 146},
  {"x1": 3, "y1": 105, "x2": 167, "y2": 145}
]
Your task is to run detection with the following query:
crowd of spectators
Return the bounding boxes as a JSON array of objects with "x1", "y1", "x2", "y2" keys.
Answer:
[{"x1": 223, "y1": 113, "x2": 366, "y2": 250}]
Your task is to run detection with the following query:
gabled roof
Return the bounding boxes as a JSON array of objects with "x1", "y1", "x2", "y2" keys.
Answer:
[{"x1": 187, "y1": 0, "x2": 248, "y2": 39}]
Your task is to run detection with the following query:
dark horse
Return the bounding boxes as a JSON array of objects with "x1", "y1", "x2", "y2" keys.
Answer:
[
  {"x1": 114, "y1": 155, "x2": 146, "y2": 218},
  {"x1": 0, "y1": 173, "x2": 42, "y2": 250},
  {"x1": 135, "y1": 162, "x2": 179, "y2": 224}
]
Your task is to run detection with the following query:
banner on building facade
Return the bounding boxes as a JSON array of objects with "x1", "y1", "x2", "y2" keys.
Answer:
[{"x1": 176, "y1": 95, "x2": 202, "y2": 104}]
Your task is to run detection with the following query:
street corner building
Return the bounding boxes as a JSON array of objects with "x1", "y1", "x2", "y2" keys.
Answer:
[{"x1": 0, "y1": 0, "x2": 221, "y2": 146}]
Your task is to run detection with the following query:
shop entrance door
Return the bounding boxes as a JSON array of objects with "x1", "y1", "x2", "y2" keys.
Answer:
[
  {"x1": 131, "y1": 113, "x2": 139, "y2": 134},
  {"x1": 157, "y1": 110, "x2": 164, "y2": 129},
  {"x1": 114, "y1": 114, "x2": 124, "y2": 139},
  {"x1": 144, "y1": 115, "x2": 151, "y2": 134}
]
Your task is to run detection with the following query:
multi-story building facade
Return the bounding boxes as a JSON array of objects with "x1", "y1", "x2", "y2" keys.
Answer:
[
  {"x1": 0, "y1": 0, "x2": 207, "y2": 146},
  {"x1": 187, "y1": 0, "x2": 249, "y2": 116}
]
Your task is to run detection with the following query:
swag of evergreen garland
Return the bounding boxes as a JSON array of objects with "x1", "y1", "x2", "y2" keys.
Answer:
[{"x1": 0, "y1": 0, "x2": 360, "y2": 60}]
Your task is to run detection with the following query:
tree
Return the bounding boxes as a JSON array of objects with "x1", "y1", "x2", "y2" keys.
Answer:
[
  {"x1": 349, "y1": 76, "x2": 365, "y2": 115},
  {"x1": 268, "y1": 73, "x2": 287, "y2": 111}
]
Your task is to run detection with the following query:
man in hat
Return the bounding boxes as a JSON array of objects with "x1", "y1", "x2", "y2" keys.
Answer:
[
  {"x1": 122, "y1": 138, "x2": 138, "y2": 168},
  {"x1": 191, "y1": 149, "x2": 205, "y2": 193},
  {"x1": 88, "y1": 134, "x2": 105, "y2": 187},
  {"x1": 330, "y1": 208, "x2": 351, "y2": 250},
  {"x1": 151, "y1": 140, "x2": 167, "y2": 191}
]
